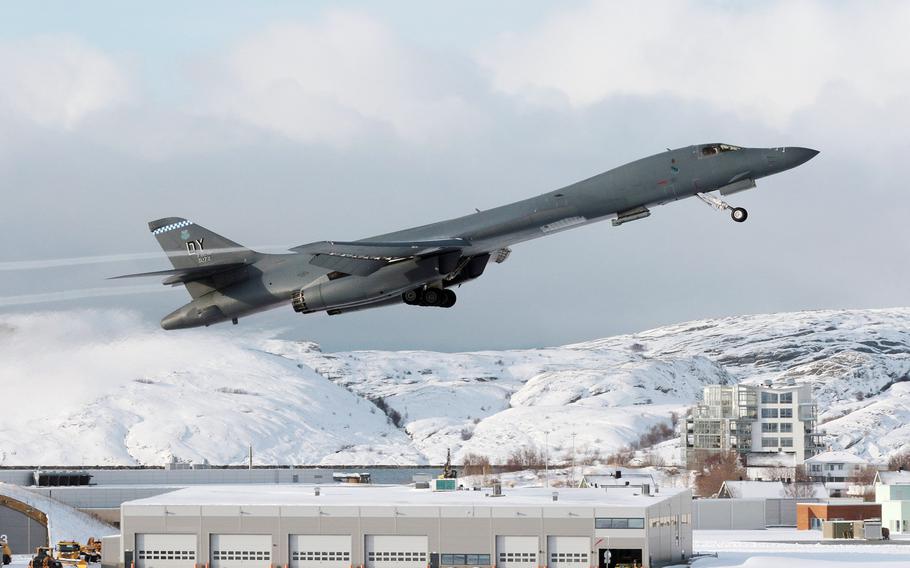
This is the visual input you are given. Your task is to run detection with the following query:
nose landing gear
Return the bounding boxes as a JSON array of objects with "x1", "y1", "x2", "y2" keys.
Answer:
[
  {"x1": 696, "y1": 192, "x2": 748, "y2": 223},
  {"x1": 402, "y1": 288, "x2": 457, "y2": 308},
  {"x1": 731, "y1": 207, "x2": 748, "y2": 223}
]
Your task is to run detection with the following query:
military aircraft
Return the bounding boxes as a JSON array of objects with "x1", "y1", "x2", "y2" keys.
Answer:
[{"x1": 114, "y1": 143, "x2": 818, "y2": 329}]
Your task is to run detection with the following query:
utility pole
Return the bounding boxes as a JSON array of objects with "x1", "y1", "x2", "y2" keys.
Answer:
[
  {"x1": 544, "y1": 431, "x2": 550, "y2": 488},
  {"x1": 571, "y1": 433, "x2": 577, "y2": 488}
]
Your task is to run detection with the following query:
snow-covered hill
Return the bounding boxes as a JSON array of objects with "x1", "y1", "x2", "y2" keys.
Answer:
[{"x1": 1, "y1": 308, "x2": 908, "y2": 465}]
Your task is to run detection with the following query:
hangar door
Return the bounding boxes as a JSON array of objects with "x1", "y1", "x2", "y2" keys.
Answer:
[
  {"x1": 365, "y1": 535, "x2": 428, "y2": 568},
  {"x1": 547, "y1": 537, "x2": 589, "y2": 568},
  {"x1": 135, "y1": 534, "x2": 197, "y2": 568},
  {"x1": 210, "y1": 535, "x2": 272, "y2": 568},
  {"x1": 496, "y1": 536, "x2": 538, "y2": 568},
  {"x1": 290, "y1": 535, "x2": 351, "y2": 568}
]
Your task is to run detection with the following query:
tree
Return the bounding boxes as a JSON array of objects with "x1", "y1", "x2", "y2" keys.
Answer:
[
  {"x1": 852, "y1": 465, "x2": 878, "y2": 502},
  {"x1": 888, "y1": 451, "x2": 910, "y2": 471},
  {"x1": 694, "y1": 451, "x2": 745, "y2": 497},
  {"x1": 781, "y1": 465, "x2": 817, "y2": 499},
  {"x1": 461, "y1": 453, "x2": 492, "y2": 477}
]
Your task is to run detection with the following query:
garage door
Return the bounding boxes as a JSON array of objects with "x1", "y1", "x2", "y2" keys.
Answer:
[
  {"x1": 365, "y1": 535, "x2": 428, "y2": 568},
  {"x1": 495, "y1": 536, "x2": 537, "y2": 568},
  {"x1": 546, "y1": 537, "x2": 589, "y2": 568},
  {"x1": 136, "y1": 534, "x2": 197, "y2": 568},
  {"x1": 210, "y1": 535, "x2": 272, "y2": 568},
  {"x1": 290, "y1": 535, "x2": 351, "y2": 568}
]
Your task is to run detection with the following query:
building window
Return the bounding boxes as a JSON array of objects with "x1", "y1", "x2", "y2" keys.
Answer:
[
  {"x1": 761, "y1": 408, "x2": 779, "y2": 418},
  {"x1": 762, "y1": 437, "x2": 779, "y2": 448},
  {"x1": 761, "y1": 392, "x2": 779, "y2": 404},
  {"x1": 780, "y1": 408, "x2": 793, "y2": 418},
  {"x1": 780, "y1": 392, "x2": 793, "y2": 404},
  {"x1": 779, "y1": 437, "x2": 793, "y2": 447},
  {"x1": 780, "y1": 423, "x2": 793, "y2": 433},
  {"x1": 442, "y1": 554, "x2": 491, "y2": 565},
  {"x1": 595, "y1": 517, "x2": 645, "y2": 529},
  {"x1": 762, "y1": 423, "x2": 779, "y2": 433}
]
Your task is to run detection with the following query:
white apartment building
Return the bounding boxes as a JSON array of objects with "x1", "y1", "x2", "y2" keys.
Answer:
[{"x1": 682, "y1": 379, "x2": 824, "y2": 470}]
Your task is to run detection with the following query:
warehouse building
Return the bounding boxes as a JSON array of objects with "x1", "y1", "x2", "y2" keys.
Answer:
[{"x1": 112, "y1": 484, "x2": 691, "y2": 568}]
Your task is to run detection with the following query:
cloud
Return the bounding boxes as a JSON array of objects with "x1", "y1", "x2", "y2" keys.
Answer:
[
  {"x1": 201, "y1": 10, "x2": 482, "y2": 146},
  {"x1": 477, "y1": 1, "x2": 910, "y2": 127},
  {"x1": 0, "y1": 35, "x2": 130, "y2": 129}
]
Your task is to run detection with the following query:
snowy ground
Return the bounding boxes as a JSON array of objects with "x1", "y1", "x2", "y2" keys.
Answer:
[{"x1": 681, "y1": 529, "x2": 910, "y2": 567}]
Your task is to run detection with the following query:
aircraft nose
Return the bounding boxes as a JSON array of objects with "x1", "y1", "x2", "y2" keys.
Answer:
[
  {"x1": 785, "y1": 147, "x2": 819, "y2": 166},
  {"x1": 765, "y1": 147, "x2": 819, "y2": 172}
]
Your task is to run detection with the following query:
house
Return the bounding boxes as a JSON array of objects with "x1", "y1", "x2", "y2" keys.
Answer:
[
  {"x1": 717, "y1": 480, "x2": 828, "y2": 500},
  {"x1": 581, "y1": 469, "x2": 657, "y2": 489},
  {"x1": 744, "y1": 452, "x2": 796, "y2": 481},
  {"x1": 797, "y1": 501, "x2": 882, "y2": 530},
  {"x1": 805, "y1": 451, "x2": 871, "y2": 483},
  {"x1": 682, "y1": 379, "x2": 824, "y2": 470},
  {"x1": 875, "y1": 470, "x2": 910, "y2": 534}
]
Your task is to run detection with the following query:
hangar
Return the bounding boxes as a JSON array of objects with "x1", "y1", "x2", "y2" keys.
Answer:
[{"x1": 113, "y1": 485, "x2": 691, "y2": 568}]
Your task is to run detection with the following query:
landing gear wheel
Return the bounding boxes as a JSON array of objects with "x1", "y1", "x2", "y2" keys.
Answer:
[
  {"x1": 422, "y1": 288, "x2": 442, "y2": 306},
  {"x1": 440, "y1": 289, "x2": 457, "y2": 308},
  {"x1": 403, "y1": 289, "x2": 421, "y2": 305},
  {"x1": 731, "y1": 207, "x2": 748, "y2": 223}
]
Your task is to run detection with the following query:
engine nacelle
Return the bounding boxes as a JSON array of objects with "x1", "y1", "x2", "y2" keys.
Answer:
[{"x1": 291, "y1": 257, "x2": 441, "y2": 314}]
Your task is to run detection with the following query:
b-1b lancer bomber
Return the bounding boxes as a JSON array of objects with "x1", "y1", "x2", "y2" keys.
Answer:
[{"x1": 116, "y1": 143, "x2": 818, "y2": 329}]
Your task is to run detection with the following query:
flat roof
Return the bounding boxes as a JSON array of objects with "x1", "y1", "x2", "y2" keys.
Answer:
[{"x1": 125, "y1": 484, "x2": 686, "y2": 509}]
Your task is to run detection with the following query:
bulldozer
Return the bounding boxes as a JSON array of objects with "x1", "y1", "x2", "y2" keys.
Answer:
[
  {"x1": 29, "y1": 547, "x2": 63, "y2": 568},
  {"x1": 56, "y1": 542, "x2": 82, "y2": 562},
  {"x1": 81, "y1": 539, "x2": 101, "y2": 563},
  {"x1": 54, "y1": 542, "x2": 88, "y2": 568}
]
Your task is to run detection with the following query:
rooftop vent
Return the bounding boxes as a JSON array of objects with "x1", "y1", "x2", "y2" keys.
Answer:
[
  {"x1": 552, "y1": 491, "x2": 558, "y2": 502},
  {"x1": 314, "y1": 486, "x2": 320, "y2": 496}
]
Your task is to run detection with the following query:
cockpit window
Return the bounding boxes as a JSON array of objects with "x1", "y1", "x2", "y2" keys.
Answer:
[{"x1": 701, "y1": 143, "x2": 743, "y2": 157}]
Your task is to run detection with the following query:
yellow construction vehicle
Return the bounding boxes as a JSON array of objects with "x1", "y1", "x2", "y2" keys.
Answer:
[
  {"x1": 81, "y1": 539, "x2": 101, "y2": 563},
  {"x1": 50, "y1": 543, "x2": 87, "y2": 568},
  {"x1": 29, "y1": 547, "x2": 62, "y2": 568},
  {"x1": 1, "y1": 534, "x2": 12, "y2": 566},
  {"x1": 57, "y1": 542, "x2": 81, "y2": 562}
]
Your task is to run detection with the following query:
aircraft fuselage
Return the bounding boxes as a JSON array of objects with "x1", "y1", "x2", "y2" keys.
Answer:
[{"x1": 142, "y1": 144, "x2": 817, "y2": 329}]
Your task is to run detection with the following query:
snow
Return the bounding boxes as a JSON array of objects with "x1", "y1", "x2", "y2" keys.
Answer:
[
  {"x1": 124, "y1": 483, "x2": 684, "y2": 507},
  {"x1": 805, "y1": 451, "x2": 871, "y2": 465},
  {"x1": 685, "y1": 529, "x2": 910, "y2": 567},
  {"x1": 3, "y1": 307, "x2": 910, "y2": 466},
  {"x1": 0, "y1": 483, "x2": 116, "y2": 544}
]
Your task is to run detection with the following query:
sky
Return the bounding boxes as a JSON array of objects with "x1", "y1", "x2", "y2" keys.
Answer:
[{"x1": 1, "y1": 0, "x2": 909, "y2": 352}]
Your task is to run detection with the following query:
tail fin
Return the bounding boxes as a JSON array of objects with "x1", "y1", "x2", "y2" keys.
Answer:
[{"x1": 148, "y1": 217, "x2": 257, "y2": 298}]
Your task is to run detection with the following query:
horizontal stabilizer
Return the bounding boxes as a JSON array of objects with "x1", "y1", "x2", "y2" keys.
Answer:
[
  {"x1": 110, "y1": 262, "x2": 248, "y2": 285},
  {"x1": 292, "y1": 238, "x2": 469, "y2": 277}
]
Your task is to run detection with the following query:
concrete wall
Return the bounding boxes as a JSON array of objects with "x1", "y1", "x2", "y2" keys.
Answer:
[
  {"x1": 29, "y1": 487, "x2": 183, "y2": 509},
  {"x1": 0, "y1": 469, "x2": 334, "y2": 486},
  {"x1": 692, "y1": 499, "x2": 766, "y2": 530},
  {"x1": 0, "y1": 503, "x2": 48, "y2": 554},
  {"x1": 764, "y1": 499, "x2": 798, "y2": 527}
]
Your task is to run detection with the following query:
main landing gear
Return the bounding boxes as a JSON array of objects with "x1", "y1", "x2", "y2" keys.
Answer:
[
  {"x1": 403, "y1": 287, "x2": 457, "y2": 308},
  {"x1": 696, "y1": 192, "x2": 748, "y2": 223}
]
